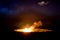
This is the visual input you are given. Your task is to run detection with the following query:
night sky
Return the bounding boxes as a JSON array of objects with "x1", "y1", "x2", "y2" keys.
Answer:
[{"x1": 1, "y1": 0, "x2": 60, "y2": 40}]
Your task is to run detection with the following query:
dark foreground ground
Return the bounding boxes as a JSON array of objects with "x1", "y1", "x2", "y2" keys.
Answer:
[{"x1": 1, "y1": 31, "x2": 60, "y2": 40}]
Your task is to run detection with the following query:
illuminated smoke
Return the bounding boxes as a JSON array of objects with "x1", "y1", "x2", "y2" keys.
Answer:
[{"x1": 14, "y1": 21, "x2": 52, "y2": 32}]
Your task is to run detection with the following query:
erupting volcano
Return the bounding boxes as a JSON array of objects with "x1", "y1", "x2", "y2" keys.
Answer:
[{"x1": 14, "y1": 21, "x2": 52, "y2": 32}]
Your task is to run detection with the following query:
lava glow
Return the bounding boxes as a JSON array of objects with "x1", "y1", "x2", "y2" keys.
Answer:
[
  {"x1": 15, "y1": 28, "x2": 33, "y2": 32},
  {"x1": 14, "y1": 21, "x2": 52, "y2": 32},
  {"x1": 22, "y1": 28, "x2": 32, "y2": 32}
]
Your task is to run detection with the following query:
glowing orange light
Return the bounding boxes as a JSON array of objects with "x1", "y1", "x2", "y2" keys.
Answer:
[
  {"x1": 20, "y1": 28, "x2": 32, "y2": 32},
  {"x1": 23, "y1": 28, "x2": 32, "y2": 32},
  {"x1": 14, "y1": 27, "x2": 34, "y2": 32},
  {"x1": 14, "y1": 21, "x2": 52, "y2": 32}
]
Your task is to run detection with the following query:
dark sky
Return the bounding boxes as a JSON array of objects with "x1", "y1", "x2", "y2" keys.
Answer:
[
  {"x1": 0, "y1": 0, "x2": 60, "y2": 31},
  {"x1": 0, "y1": 0, "x2": 60, "y2": 30},
  {"x1": 0, "y1": 0, "x2": 60, "y2": 16}
]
